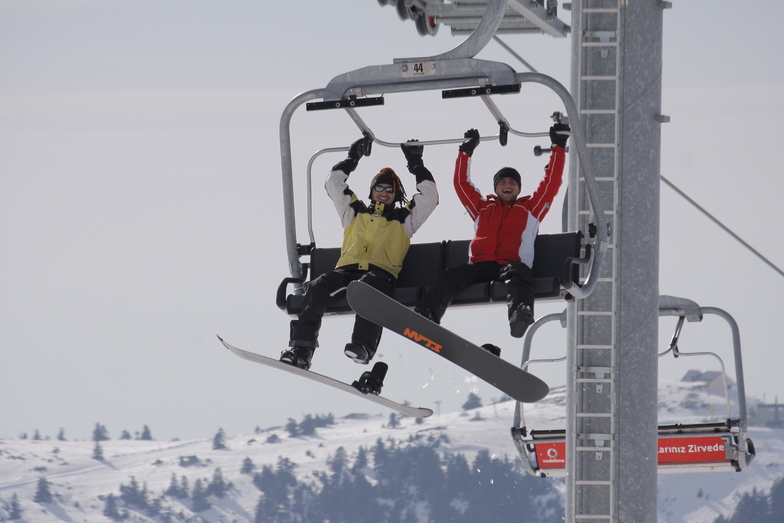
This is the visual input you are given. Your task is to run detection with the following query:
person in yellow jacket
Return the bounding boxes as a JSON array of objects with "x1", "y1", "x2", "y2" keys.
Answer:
[{"x1": 281, "y1": 137, "x2": 438, "y2": 376}]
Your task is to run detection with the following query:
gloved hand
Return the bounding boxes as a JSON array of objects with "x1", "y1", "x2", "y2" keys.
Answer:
[
  {"x1": 459, "y1": 129, "x2": 480, "y2": 156},
  {"x1": 550, "y1": 123, "x2": 570, "y2": 149},
  {"x1": 401, "y1": 139, "x2": 424, "y2": 170},
  {"x1": 332, "y1": 137, "x2": 365, "y2": 175},
  {"x1": 347, "y1": 137, "x2": 365, "y2": 161}
]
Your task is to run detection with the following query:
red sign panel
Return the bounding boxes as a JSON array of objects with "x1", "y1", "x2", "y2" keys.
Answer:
[
  {"x1": 534, "y1": 436, "x2": 729, "y2": 470},
  {"x1": 535, "y1": 442, "x2": 566, "y2": 469},
  {"x1": 657, "y1": 436, "x2": 728, "y2": 464}
]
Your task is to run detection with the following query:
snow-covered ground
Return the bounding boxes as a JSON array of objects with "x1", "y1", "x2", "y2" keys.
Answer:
[{"x1": 1, "y1": 381, "x2": 782, "y2": 522}]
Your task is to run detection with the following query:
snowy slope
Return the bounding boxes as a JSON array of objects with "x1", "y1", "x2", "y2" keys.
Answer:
[{"x1": 1, "y1": 381, "x2": 782, "y2": 523}]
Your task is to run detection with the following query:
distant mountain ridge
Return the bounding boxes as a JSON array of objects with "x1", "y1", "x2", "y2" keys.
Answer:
[{"x1": 1, "y1": 380, "x2": 782, "y2": 522}]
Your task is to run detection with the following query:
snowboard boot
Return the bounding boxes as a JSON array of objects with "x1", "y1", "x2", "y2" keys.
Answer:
[
  {"x1": 344, "y1": 341, "x2": 376, "y2": 365},
  {"x1": 480, "y1": 343, "x2": 502, "y2": 357},
  {"x1": 509, "y1": 303, "x2": 534, "y2": 339},
  {"x1": 279, "y1": 346, "x2": 314, "y2": 370},
  {"x1": 352, "y1": 362, "x2": 388, "y2": 395}
]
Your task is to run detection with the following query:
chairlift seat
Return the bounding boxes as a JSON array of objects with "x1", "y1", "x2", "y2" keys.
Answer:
[{"x1": 277, "y1": 231, "x2": 584, "y2": 316}]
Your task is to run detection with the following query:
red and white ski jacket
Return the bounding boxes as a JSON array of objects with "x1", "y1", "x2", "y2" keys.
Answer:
[{"x1": 454, "y1": 146, "x2": 566, "y2": 267}]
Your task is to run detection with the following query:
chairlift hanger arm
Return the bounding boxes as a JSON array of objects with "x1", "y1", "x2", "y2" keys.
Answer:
[{"x1": 280, "y1": 88, "x2": 323, "y2": 284}]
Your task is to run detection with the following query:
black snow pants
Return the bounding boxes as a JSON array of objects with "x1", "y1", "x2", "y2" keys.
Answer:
[
  {"x1": 289, "y1": 268, "x2": 395, "y2": 352},
  {"x1": 415, "y1": 261, "x2": 534, "y2": 324}
]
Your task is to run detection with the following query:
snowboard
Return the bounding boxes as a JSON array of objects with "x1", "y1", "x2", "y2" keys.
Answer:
[
  {"x1": 217, "y1": 336, "x2": 433, "y2": 418},
  {"x1": 346, "y1": 281, "x2": 549, "y2": 403}
]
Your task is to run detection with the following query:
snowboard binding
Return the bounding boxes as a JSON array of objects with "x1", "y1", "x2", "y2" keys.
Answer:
[
  {"x1": 352, "y1": 362, "x2": 388, "y2": 395},
  {"x1": 480, "y1": 343, "x2": 502, "y2": 357}
]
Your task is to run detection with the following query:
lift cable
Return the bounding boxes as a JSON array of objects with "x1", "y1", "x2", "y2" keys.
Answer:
[
  {"x1": 492, "y1": 35, "x2": 538, "y2": 73},
  {"x1": 662, "y1": 175, "x2": 784, "y2": 279}
]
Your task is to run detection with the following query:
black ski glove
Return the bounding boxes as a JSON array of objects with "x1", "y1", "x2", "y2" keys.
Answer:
[
  {"x1": 459, "y1": 129, "x2": 480, "y2": 156},
  {"x1": 347, "y1": 137, "x2": 365, "y2": 161},
  {"x1": 550, "y1": 123, "x2": 570, "y2": 149},
  {"x1": 401, "y1": 139, "x2": 424, "y2": 171},
  {"x1": 333, "y1": 137, "x2": 365, "y2": 175}
]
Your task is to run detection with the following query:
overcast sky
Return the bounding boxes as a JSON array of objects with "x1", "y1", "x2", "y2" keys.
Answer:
[{"x1": 2, "y1": 0, "x2": 783, "y2": 442}]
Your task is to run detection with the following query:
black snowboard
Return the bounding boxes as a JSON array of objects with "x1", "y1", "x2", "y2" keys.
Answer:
[{"x1": 346, "y1": 281, "x2": 549, "y2": 403}]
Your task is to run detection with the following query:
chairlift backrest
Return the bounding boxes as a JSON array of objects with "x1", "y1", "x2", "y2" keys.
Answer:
[{"x1": 277, "y1": 231, "x2": 585, "y2": 317}]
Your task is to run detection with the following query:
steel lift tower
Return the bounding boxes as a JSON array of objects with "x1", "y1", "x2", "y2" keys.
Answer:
[{"x1": 566, "y1": 1, "x2": 667, "y2": 521}]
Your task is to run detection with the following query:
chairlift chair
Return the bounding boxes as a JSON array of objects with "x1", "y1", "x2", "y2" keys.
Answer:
[
  {"x1": 276, "y1": 0, "x2": 609, "y2": 317},
  {"x1": 510, "y1": 296, "x2": 755, "y2": 477}
]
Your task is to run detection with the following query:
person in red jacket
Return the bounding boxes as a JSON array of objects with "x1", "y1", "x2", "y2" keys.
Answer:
[{"x1": 415, "y1": 123, "x2": 570, "y2": 343}]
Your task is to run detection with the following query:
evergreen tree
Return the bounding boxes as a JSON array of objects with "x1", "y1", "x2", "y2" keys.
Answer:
[
  {"x1": 119, "y1": 476, "x2": 150, "y2": 511},
  {"x1": 180, "y1": 476, "x2": 190, "y2": 498},
  {"x1": 191, "y1": 479, "x2": 211, "y2": 512},
  {"x1": 716, "y1": 487, "x2": 772, "y2": 523},
  {"x1": 33, "y1": 429, "x2": 42, "y2": 440},
  {"x1": 241, "y1": 457, "x2": 256, "y2": 475},
  {"x1": 327, "y1": 447, "x2": 347, "y2": 476},
  {"x1": 212, "y1": 428, "x2": 228, "y2": 450},
  {"x1": 119, "y1": 430, "x2": 132, "y2": 440},
  {"x1": 254, "y1": 494, "x2": 271, "y2": 523},
  {"x1": 252, "y1": 464, "x2": 276, "y2": 494},
  {"x1": 139, "y1": 425, "x2": 153, "y2": 440},
  {"x1": 352, "y1": 446, "x2": 368, "y2": 473},
  {"x1": 8, "y1": 492, "x2": 23, "y2": 520},
  {"x1": 147, "y1": 496, "x2": 164, "y2": 517},
  {"x1": 102, "y1": 493, "x2": 128, "y2": 521},
  {"x1": 299, "y1": 414, "x2": 317, "y2": 436},
  {"x1": 165, "y1": 473, "x2": 180, "y2": 498},
  {"x1": 445, "y1": 453, "x2": 471, "y2": 494},
  {"x1": 242, "y1": 436, "x2": 564, "y2": 522},
  {"x1": 92, "y1": 442, "x2": 105, "y2": 461},
  {"x1": 206, "y1": 468, "x2": 231, "y2": 498},
  {"x1": 57, "y1": 428, "x2": 66, "y2": 441},
  {"x1": 388, "y1": 412, "x2": 400, "y2": 428},
  {"x1": 285, "y1": 418, "x2": 300, "y2": 437},
  {"x1": 253, "y1": 460, "x2": 297, "y2": 523},
  {"x1": 462, "y1": 392, "x2": 483, "y2": 410},
  {"x1": 92, "y1": 423, "x2": 110, "y2": 442},
  {"x1": 769, "y1": 474, "x2": 784, "y2": 519},
  {"x1": 33, "y1": 477, "x2": 53, "y2": 504},
  {"x1": 165, "y1": 473, "x2": 189, "y2": 499}
]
